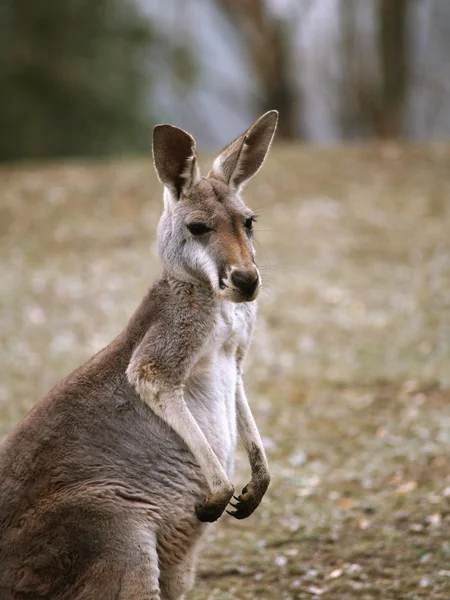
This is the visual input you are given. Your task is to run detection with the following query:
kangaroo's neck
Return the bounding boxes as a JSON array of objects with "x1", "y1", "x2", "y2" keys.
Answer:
[
  {"x1": 124, "y1": 270, "x2": 216, "y2": 348},
  {"x1": 162, "y1": 269, "x2": 213, "y2": 299}
]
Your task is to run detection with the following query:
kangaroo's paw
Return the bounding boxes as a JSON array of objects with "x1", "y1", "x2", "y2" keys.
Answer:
[
  {"x1": 226, "y1": 482, "x2": 264, "y2": 520},
  {"x1": 195, "y1": 485, "x2": 234, "y2": 523}
]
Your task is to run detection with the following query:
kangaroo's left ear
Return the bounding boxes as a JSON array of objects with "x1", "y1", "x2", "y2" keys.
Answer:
[{"x1": 209, "y1": 110, "x2": 278, "y2": 191}]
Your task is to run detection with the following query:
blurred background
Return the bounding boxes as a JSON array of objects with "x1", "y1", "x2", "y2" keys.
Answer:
[
  {"x1": 2, "y1": 2, "x2": 450, "y2": 598},
  {"x1": 1, "y1": 0, "x2": 450, "y2": 161}
]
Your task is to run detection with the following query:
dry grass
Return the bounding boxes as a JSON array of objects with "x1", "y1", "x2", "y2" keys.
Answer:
[{"x1": 1, "y1": 142, "x2": 450, "y2": 599}]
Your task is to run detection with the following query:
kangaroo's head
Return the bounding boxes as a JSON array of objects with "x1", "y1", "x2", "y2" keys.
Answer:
[{"x1": 153, "y1": 111, "x2": 278, "y2": 303}]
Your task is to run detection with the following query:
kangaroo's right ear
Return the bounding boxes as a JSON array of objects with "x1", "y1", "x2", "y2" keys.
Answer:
[{"x1": 153, "y1": 124, "x2": 201, "y2": 199}]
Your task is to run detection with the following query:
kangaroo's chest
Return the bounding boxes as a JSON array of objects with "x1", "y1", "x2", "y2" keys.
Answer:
[
  {"x1": 191, "y1": 301, "x2": 255, "y2": 376},
  {"x1": 213, "y1": 301, "x2": 250, "y2": 352},
  {"x1": 184, "y1": 302, "x2": 256, "y2": 472}
]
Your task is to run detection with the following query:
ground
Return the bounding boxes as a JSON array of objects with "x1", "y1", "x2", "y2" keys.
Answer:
[{"x1": 0, "y1": 143, "x2": 449, "y2": 599}]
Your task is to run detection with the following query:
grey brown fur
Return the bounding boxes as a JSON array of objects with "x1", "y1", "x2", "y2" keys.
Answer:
[{"x1": 0, "y1": 111, "x2": 278, "y2": 599}]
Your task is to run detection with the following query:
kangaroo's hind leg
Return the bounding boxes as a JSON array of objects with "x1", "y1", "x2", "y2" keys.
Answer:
[
  {"x1": 118, "y1": 530, "x2": 161, "y2": 600},
  {"x1": 70, "y1": 554, "x2": 160, "y2": 600},
  {"x1": 71, "y1": 529, "x2": 161, "y2": 600},
  {"x1": 159, "y1": 544, "x2": 200, "y2": 600}
]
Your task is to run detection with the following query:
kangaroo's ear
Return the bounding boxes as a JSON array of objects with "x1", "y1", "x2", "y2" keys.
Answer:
[
  {"x1": 209, "y1": 110, "x2": 278, "y2": 190},
  {"x1": 153, "y1": 124, "x2": 201, "y2": 198}
]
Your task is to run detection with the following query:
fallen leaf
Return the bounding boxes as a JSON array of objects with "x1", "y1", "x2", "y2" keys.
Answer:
[
  {"x1": 358, "y1": 518, "x2": 371, "y2": 530},
  {"x1": 395, "y1": 481, "x2": 417, "y2": 495},
  {"x1": 339, "y1": 498, "x2": 355, "y2": 509},
  {"x1": 328, "y1": 568, "x2": 343, "y2": 579}
]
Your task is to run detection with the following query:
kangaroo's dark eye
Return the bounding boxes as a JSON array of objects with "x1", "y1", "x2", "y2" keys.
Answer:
[
  {"x1": 244, "y1": 217, "x2": 255, "y2": 231},
  {"x1": 187, "y1": 223, "x2": 211, "y2": 236}
]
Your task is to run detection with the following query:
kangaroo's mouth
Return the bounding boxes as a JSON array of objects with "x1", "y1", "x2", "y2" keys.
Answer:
[{"x1": 216, "y1": 282, "x2": 260, "y2": 303}]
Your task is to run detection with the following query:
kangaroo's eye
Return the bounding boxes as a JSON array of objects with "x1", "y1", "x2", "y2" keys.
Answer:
[
  {"x1": 244, "y1": 217, "x2": 255, "y2": 231},
  {"x1": 187, "y1": 223, "x2": 211, "y2": 236}
]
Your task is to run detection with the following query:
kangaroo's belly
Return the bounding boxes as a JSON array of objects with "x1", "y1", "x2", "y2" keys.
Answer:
[
  {"x1": 182, "y1": 300, "x2": 255, "y2": 476},
  {"x1": 184, "y1": 351, "x2": 237, "y2": 475},
  {"x1": 183, "y1": 301, "x2": 255, "y2": 474}
]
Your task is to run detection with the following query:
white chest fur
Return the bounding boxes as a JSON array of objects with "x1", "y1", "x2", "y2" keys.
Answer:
[
  {"x1": 214, "y1": 301, "x2": 251, "y2": 353},
  {"x1": 184, "y1": 301, "x2": 256, "y2": 473}
]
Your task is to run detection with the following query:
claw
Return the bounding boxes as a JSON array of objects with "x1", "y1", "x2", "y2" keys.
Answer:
[
  {"x1": 228, "y1": 502, "x2": 238, "y2": 509},
  {"x1": 233, "y1": 495, "x2": 240, "y2": 502},
  {"x1": 226, "y1": 510, "x2": 236, "y2": 516}
]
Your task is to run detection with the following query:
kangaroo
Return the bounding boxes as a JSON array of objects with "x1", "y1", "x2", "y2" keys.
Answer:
[{"x1": 0, "y1": 110, "x2": 278, "y2": 600}]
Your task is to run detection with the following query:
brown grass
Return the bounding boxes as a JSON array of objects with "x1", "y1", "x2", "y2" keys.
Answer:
[{"x1": 1, "y1": 142, "x2": 450, "y2": 599}]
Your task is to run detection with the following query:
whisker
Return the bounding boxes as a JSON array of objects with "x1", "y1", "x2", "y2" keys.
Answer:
[
  {"x1": 258, "y1": 265, "x2": 279, "y2": 273},
  {"x1": 258, "y1": 286, "x2": 277, "y2": 300}
]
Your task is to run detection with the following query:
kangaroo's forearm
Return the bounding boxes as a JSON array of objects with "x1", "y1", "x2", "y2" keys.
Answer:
[
  {"x1": 236, "y1": 378, "x2": 270, "y2": 489},
  {"x1": 128, "y1": 373, "x2": 235, "y2": 522},
  {"x1": 128, "y1": 378, "x2": 230, "y2": 492},
  {"x1": 226, "y1": 378, "x2": 270, "y2": 520}
]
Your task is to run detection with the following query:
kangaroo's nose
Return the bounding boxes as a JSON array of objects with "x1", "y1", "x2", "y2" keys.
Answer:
[{"x1": 231, "y1": 268, "x2": 259, "y2": 296}]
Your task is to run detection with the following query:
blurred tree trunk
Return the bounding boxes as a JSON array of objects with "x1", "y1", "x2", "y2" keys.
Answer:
[
  {"x1": 339, "y1": 0, "x2": 408, "y2": 140},
  {"x1": 339, "y1": 0, "x2": 370, "y2": 138},
  {"x1": 376, "y1": 0, "x2": 408, "y2": 138},
  {"x1": 217, "y1": 0, "x2": 299, "y2": 139}
]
